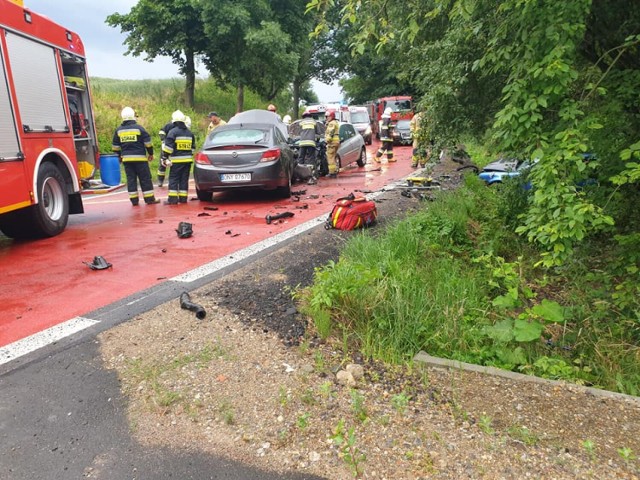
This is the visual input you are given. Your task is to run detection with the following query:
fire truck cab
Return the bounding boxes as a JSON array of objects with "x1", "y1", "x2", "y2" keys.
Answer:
[
  {"x1": 0, "y1": 0, "x2": 99, "y2": 239},
  {"x1": 366, "y1": 96, "x2": 413, "y2": 139}
]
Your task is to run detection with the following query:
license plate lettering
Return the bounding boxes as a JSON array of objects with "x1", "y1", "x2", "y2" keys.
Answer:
[{"x1": 220, "y1": 173, "x2": 251, "y2": 182}]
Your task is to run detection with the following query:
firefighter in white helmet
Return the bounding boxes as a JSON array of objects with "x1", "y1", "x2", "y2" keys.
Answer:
[
  {"x1": 111, "y1": 107, "x2": 160, "y2": 205},
  {"x1": 374, "y1": 107, "x2": 395, "y2": 163},
  {"x1": 161, "y1": 110, "x2": 196, "y2": 205}
]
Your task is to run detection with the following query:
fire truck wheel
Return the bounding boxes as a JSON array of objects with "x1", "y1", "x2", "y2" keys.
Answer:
[
  {"x1": 31, "y1": 162, "x2": 69, "y2": 237},
  {"x1": 357, "y1": 147, "x2": 367, "y2": 167},
  {"x1": 0, "y1": 163, "x2": 68, "y2": 239}
]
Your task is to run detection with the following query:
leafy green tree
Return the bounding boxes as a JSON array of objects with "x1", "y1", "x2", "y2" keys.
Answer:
[
  {"x1": 309, "y1": 0, "x2": 640, "y2": 267},
  {"x1": 200, "y1": 0, "x2": 298, "y2": 112},
  {"x1": 106, "y1": 0, "x2": 207, "y2": 108}
]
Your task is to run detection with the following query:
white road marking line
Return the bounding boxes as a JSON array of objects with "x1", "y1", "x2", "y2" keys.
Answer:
[
  {"x1": 0, "y1": 183, "x2": 398, "y2": 365},
  {"x1": 171, "y1": 215, "x2": 328, "y2": 282},
  {"x1": 0, "y1": 317, "x2": 99, "y2": 366},
  {"x1": 171, "y1": 189, "x2": 388, "y2": 283}
]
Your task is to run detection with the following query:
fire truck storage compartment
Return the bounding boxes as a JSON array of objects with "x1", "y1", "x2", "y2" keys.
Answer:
[
  {"x1": 61, "y1": 52, "x2": 96, "y2": 179},
  {"x1": 6, "y1": 32, "x2": 68, "y2": 134},
  {"x1": 0, "y1": 40, "x2": 19, "y2": 161}
]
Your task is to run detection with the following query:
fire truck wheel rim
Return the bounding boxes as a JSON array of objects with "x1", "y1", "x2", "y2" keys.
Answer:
[{"x1": 42, "y1": 176, "x2": 65, "y2": 221}]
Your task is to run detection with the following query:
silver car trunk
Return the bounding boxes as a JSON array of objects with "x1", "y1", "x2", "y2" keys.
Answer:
[{"x1": 203, "y1": 145, "x2": 271, "y2": 168}]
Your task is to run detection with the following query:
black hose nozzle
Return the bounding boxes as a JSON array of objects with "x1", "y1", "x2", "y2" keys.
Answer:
[
  {"x1": 179, "y1": 292, "x2": 206, "y2": 320},
  {"x1": 265, "y1": 211, "x2": 294, "y2": 224}
]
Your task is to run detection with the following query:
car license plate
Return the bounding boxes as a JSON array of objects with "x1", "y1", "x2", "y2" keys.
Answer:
[{"x1": 220, "y1": 173, "x2": 251, "y2": 182}]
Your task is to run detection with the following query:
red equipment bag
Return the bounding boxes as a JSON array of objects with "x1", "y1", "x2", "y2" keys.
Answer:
[{"x1": 325, "y1": 193, "x2": 377, "y2": 230}]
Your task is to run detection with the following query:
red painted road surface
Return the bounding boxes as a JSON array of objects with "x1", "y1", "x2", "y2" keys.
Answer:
[{"x1": 0, "y1": 143, "x2": 415, "y2": 347}]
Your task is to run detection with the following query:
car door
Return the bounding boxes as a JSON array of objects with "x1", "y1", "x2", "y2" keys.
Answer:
[{"x1": 338, "y1": 124, "x2": 357, "y2": 164}]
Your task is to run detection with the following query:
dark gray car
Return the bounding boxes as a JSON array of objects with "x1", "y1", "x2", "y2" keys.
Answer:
[{"x1": 194, "y1": 110, "x2": 295, "y2": 200}]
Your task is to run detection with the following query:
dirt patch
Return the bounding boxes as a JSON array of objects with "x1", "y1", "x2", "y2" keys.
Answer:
[{"x1": 99, "y1": 160, "x2": 640, "y2": 479}]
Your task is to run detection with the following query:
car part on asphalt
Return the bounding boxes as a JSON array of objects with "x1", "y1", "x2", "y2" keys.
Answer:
[
  {"x1": 176, "y1": 222, "x2": 193, "y2": 238},
  {"x1": 265, "y1": 211, "x2": 294, "y2": 224},
  {"x1": 83, "y1": 255, "x2": 112, "y2": 270},
  {"x1": 179, "y1": 292, "x2": 207, "y2": 320}
]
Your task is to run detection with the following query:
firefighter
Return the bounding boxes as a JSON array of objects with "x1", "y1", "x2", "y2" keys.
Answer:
[
  {"x1": 207, "y1": 111, "x2": 226, "y2": 134},
  {"x1": 298, "y1": 110, "x2": 322, "y2": 184},
  {"x1": 410, "y1": 110, "x2": 428, "y2": 168},
  {"x1": 324, "y1": 110, "x2": 340, "y2": 178},
  {"x1": 111, "y1": 106, "x2": 159, "y2": 206},
  {"x1": 374, "y1": 107, "x2": 395, "y2": 163},
  {"x1": 157, "y1": 117, "x2": 176, "y2": 187},
  {"x1": 161, "y1": 110, "x2": 196, "y2": 205}
]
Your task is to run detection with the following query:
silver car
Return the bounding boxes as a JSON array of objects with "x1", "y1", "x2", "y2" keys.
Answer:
[
  {"x1": 193, "y1": 110, "x2": 295, "y2": 200},
  {"x1": 288, "y1": 120, "x2": 367, "y2": 171},
  {"x1": 336, "y1": 122, "x2": 367, "y2": 168}
]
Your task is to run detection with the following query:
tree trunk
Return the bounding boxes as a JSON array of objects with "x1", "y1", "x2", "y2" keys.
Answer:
[
  {"x1": 292, "y1": 80, "x2": 301, "y2": 121},
  {"x1": 184, "y1": 49, "x2": 196, "y2": 109},
  {"x1": 236, "y1": 84, "x2": 244, "y2": 113}
]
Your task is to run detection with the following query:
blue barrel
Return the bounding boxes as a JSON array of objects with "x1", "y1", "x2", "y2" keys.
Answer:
[{"x1": 99, "y1": 154, "x2": 121, "y2": 186}]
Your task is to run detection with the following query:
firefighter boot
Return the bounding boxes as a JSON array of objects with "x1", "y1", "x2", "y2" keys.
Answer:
[
  {"x1": 146, "y1": 197, "x2": 161, "y2": 205},
  {"x1": 157, "y1": 175, "x2": 165, "y2": 188}
]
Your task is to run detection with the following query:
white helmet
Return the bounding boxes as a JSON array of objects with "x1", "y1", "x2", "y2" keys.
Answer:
[
  {"x1": 121, "y1": 106, "x2": 136, "y2": 121},
  {"x1": 184, "y1": 116, "x2": 192, "y2": 129},
  {"x1": 383, "y1": 107, "x2": 393, "y2": 117},
  {"x1": 171, "y1": 109, "x2": 186, "y2": 123}
]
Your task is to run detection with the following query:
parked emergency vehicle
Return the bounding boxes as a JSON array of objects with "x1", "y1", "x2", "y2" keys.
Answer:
[
  {"x1": 0, "y1": 0, "x2": 99, "y2": 239},
  {"x1": 342, "y1": 106, "x2": 372, "y2": 145},
  {"x1": 366, "y1": 96, "x2": 413, "y2": 139},
  {"x1": 304, "y1": 104, "x2": 327, "y2": 122}
]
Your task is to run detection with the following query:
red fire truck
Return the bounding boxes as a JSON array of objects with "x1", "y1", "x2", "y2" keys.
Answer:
[
  {"x1": 0, "y1": 0, "x2": 99, "y2": 239},
  {"x1": 366, "y1": 96, "x2": 413, "y2": 139}
]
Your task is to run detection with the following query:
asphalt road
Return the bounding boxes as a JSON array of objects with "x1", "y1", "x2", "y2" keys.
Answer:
[{"x1": 0, "y1": 143, "x2": 415, "y2": 479}]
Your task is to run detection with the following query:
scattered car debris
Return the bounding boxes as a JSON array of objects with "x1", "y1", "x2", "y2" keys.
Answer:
[
  {"x1": 197, "y1": 212, "x2": 211, "y2": 217},
  {"x1": 265, "y1": 211, "x2": 294, "y2": 224},
  {"x1": 204, "y1": 206, "x2": 218, "y2": 211},
  {"x1": 291, "y1": 189, "x2": 307, "y2": 196},
  {"x1": 176, "y1": 222, "x2": 193, "y2": 238},
  {"x1": 295, "y1": 204, "x2": 309, "y2": 209},
  {"x1": 83, "y1": 255, "x2": 112, "y2": 270},
  {"x1": 179, "y1": 292, "x2": 206, "y2": 320}
]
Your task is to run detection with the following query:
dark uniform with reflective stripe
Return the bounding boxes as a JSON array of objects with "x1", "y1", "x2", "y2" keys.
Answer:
[
  {"x1": 299, "y1": 117, "x2": 321, "y2": 167},
  {"x1": 161, "y1": 122, "x2": 196, "y2": 204},
  {"x1": 111, "y1": 120, "x2": 158, "y2": 205},
  {"x1": 375, "y1": 116, "x2": 395, "y2": 162},
  {"x1": 157, "y1": 121, "x2": 174, "y2": 187}
]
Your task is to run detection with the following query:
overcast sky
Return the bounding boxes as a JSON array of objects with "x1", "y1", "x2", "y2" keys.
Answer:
[{"x1": 25, "y1": 0, "x2": 341, "y2": 102}]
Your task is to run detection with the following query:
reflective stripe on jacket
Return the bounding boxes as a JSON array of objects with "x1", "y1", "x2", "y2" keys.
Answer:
[
  {"x1": 380, "y1": 117, "x2": 393, "y2": 142},
  {"x1": 162, "y1": 124, "x2": 196, "y2": 163},
  {"x1": 299, "y1": 118, "x2": 318, "y2": 147},
  {"x1": 112, "y1": 120, "x2": 153, "y2": 162},
  {"x1": 325, "y1": 120, "x2": 340, "y2": 145}
]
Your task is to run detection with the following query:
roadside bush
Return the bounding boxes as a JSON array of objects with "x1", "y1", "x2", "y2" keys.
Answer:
[{"x1": 302, "y1": 163, "x2": 640, "y2": 394}]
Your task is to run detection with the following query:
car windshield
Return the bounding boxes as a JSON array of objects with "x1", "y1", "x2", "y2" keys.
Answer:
[
  {"x1": 396, "y1": 120, "x2": 411, "y2": 129},
  {"x1": 350, "y1": 112, "x2": 369, "y2": 123},
  {"x1": 387, "y1": 100, "x2": 412, "y2": 111},
  {"x1": 207, "y1": 128, "x2": 267, "y2": 146}
]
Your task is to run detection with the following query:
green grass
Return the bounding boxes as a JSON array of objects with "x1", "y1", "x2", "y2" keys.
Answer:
[
  {"x1": 301, "y1": 161, "x2": 640, "y2": 395},
  {"x1": 89, "y1": 77, "x2": 273, "y2": 181}
]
